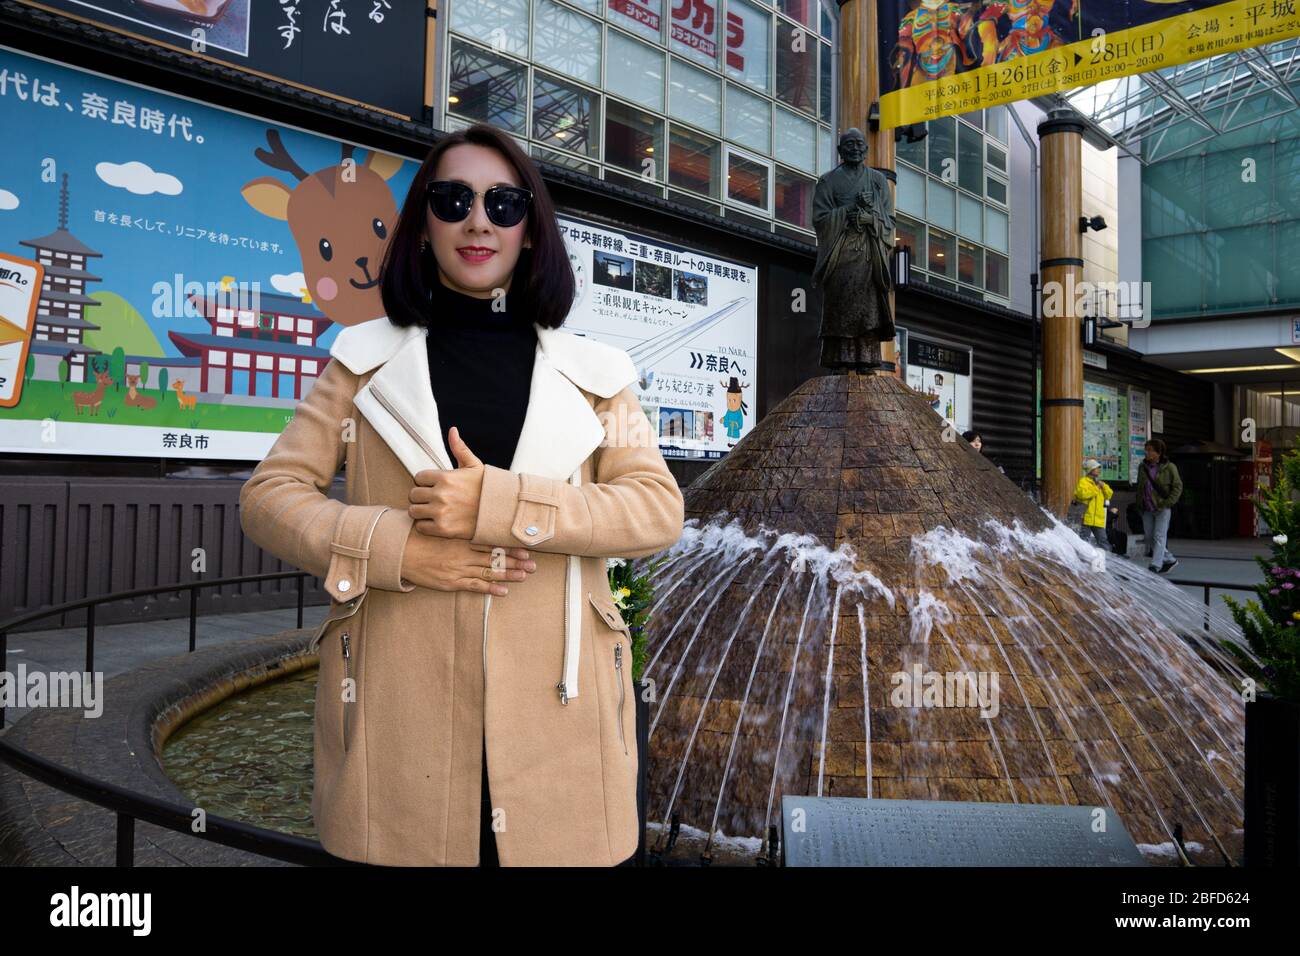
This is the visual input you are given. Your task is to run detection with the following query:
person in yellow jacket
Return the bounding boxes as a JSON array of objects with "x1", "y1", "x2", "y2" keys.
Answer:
[{"x1": 1073, "y1": 458, "x2": 1117, "y2": 548}]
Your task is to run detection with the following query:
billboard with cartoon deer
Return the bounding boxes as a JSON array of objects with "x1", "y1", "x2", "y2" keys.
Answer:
[{"x1": 0, "y1": 46, "x2": 415, "y2": 460}]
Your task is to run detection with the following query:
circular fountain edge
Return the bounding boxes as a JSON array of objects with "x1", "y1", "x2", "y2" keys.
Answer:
[{"x1": 0, "y1": 629, "x2": 317, "y2": 866}]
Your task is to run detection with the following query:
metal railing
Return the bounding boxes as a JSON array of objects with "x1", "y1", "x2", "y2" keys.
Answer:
[
  {"x1": 1170, "y1": 578, "x2": 1255, "y2": 633},
  {"x1": 0, "y1": 570, "x2": 354, "y2": 866}
]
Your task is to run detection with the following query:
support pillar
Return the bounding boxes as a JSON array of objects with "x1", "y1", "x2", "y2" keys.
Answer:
[{"x1": 1037, "y1": 110, "x2": 1085, "y2": 516}]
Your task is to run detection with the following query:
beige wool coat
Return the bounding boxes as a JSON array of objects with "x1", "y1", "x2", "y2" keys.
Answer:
[{"x1": 238, "y1": 314, "x2": 685, "y2": 866}]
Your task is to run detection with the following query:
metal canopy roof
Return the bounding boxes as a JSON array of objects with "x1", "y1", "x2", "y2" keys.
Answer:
[{"x1": 1038, "y1": 36, "x2": 1300, "y2": 164}]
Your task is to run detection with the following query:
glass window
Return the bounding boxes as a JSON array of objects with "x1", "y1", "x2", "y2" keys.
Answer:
[
  {"x1": 820, "y1": 1, "x2": 833, "y2": 40},
  {"x1": 927, "y1": 180, "x2": 956, "y2": 231},
  {"x1": 897, "y1": 130, "x2": 925, "y2": 169},
  {"x1": 958, "y1": 122, "x2": 983, "y2": 194},
  {"x1": 818, "y1": 41, "x2": 832, "y2": 125},
  {"x1": 895, "y1": 214, "x2": 924, "y2": 258},
  {"x1": 985, "y1": 207, "x2": 1008, "y2": 252},
  {"x1": 987, "y1": 143, "x2": 1007, "y2": 173},
  {"x1": 726, "y1": 0, "x2": 771, "y2": 92},
  {"x1": 670, "y1": 57, "x2": 721, "y2": 134},
  {"x1": 928, "y1": 227, "x2": 955, "y2": 277},
  {"x1": 774, "y1": 106, "x2": 815, "y2": 172},
  {"x1": 606, "y1": 0, "x2": 662, "y2": 43},
  {"x1": 671, "y1": 0, "x2": 720, "y2": 68},
  {"x1": 957, "y1": 238, "x2": 982, "y2": 286},
  {"x1": 533, "y1": 144, "x2": 599, "y2": 176},
  {"x1": 606, "y1": 99, "x2": 664, "y2": 180},
  {"x1": 450, "y1": 0, "x2": 529, "y2": 57},
  {"x1": 725, "y1": 83, "x2": 770, "y2": 154},
  {"x1": 777, "y1": 0, "x2": 817, "y2": 27},
  {"x1": 986, "y1": 175, "x2": 1007, "y2": 205},
  {"x1": 966, "y1": 110, "x2": 983, "y2": 130},
  {"x1": 927, "y1": 116, "x2": 955, "y2": 181},
  {"x1": 608, "y1": 29, "x2": 665, "y2": 112},
  {"x1": 987, "y1": 104, "x2": 1009, "y2": 143},
  {"x1": 958, "y1": 193, "x2": 983, "y2": 241},
  {"x1": 985, "y1": 251, "x2": 1009, "y2": 296},
  {"x1": 535, "y1": 0, "x2": 602, "y2": 86},
  {"x1": 897, "y1": 164, "x2": 925, "y2": 217},
  {"x1": 775, "y1": 164, "x2": 815, "y2": 229},
  {"x1": 447, "y1": 39, "x2": 528, "y2": 134},
  {"x1": 727, "y1": 149, "x2": 770, "y2": 210},
  {"x1": 567, "y1": 0, "x2": 602, "y2": 11},
  {"x1": 776, "y1": 17, "x2": 815, "y2": 112},
  {"x1": 533, "y1": 71, "x2": 600, "y2": 157},
  {"x1": 819, "y1": 125, "x2": 833, "y2": 173},
  {"x1": 669, "y1": 124, "x2": 721, "y2": 197}
]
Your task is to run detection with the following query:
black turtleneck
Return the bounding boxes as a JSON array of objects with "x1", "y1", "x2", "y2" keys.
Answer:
[{"x1": 425, "y1": 275, "x2": 537, "y2": 471}]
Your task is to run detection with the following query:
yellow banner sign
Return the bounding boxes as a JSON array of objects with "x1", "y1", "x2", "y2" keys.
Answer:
[{"x1": 880, "y1": 0, "x2": 1300, "y2": 129}]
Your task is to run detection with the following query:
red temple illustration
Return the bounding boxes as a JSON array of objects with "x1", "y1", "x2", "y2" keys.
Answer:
[{"x1": 169, "y1": 288, "x2": 332, "y2": 400}]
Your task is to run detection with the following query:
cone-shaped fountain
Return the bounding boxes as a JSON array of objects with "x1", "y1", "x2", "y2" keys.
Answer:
[{"x1": 644, "y1": 372, "x2": 1248, "y2": 865}]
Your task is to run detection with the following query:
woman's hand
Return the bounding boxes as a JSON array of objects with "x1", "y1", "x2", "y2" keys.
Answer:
[
  {"x1": 410, "y1": 426, "x2": 483, "y2": 539},
  {"x1": 400, "y1": 532, "x2": 536, "y2": 596}
]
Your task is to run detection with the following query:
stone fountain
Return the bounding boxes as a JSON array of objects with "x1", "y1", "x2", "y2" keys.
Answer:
[{"x1": 641, "y1": 371, "x2": 1247, "y2": 865}]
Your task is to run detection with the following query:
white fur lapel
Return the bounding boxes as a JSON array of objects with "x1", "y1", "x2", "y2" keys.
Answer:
[{"x1": 329, "y1": 317, "x2": 636, "y2": 481}]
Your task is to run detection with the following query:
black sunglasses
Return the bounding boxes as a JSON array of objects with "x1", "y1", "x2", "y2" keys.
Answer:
[{"x1": 426, "y1": 180, "x2": 533, "y2": 227}]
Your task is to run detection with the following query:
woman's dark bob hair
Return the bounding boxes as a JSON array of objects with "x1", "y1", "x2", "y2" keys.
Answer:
[
  {"x1": 1144, "y1": 437, "x2": 1168, "y2": 459},
  {"x1": 379, "y1": 123, "x2": 575, "y2": 330}
]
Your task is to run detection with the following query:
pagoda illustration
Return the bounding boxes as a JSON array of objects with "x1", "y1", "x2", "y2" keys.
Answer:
[{"x1": 18, "y1": 173, "x2": 103, "y2": 384}]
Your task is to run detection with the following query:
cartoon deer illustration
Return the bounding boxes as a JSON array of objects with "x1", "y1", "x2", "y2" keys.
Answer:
[
  {"x1": 241, "y1": 129, "x2": 405, "y2": 327},
  {"x1": 125, "y1": 373, "x2": 157, "y2": 411},
  {"x1": 73, "y1": 369, "x2": 113, "y2": 416},
  {"x1": 171, "y1": 379, "x2": 197, "y2": 412}
]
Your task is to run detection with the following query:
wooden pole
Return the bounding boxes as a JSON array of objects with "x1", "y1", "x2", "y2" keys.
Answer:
[
  {"x1": 838, "y1": 0, "x2": 897, "y2": 371},
  {"x1": 1037, "y1": 110, "x2": 1085, "y2": 516}
]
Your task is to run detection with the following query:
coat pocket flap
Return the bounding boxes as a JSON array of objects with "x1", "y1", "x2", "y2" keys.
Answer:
[
  {"x1": 588, "y1": 591, "x2": 629, "y2": 632},
  {"x1": 307, "y1": 591, "x2": 368, "y2": 653}
]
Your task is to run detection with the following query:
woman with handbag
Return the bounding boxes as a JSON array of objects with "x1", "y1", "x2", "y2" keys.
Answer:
[{"x1": 239, "y1": 123, "x2": 685, "y2": 866}]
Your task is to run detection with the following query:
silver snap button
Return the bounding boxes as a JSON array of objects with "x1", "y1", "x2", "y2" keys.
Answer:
[
  {"x1": 525, "y1": 525, "x2": 538, "y2": 535},
  {"x1": 338, "y1": 579, "x2": 351, "y2": 592}
]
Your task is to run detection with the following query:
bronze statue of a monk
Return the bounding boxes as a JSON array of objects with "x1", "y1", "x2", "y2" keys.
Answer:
[{"x1": 811, "y1": 128, "x2": 896, "y2": 371}]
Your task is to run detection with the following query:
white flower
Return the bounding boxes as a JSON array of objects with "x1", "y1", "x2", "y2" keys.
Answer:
[
  {"x1": 1275, "y1": 534, "x2": 1289, "y2": 545},
  {"x1": 606, "y1": 557, "x2": 627, "y2": 568}
]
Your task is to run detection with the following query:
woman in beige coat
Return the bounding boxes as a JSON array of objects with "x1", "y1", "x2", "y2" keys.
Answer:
[{"x1": 239, "y1": 124, "x2": 685, "y2": 866}]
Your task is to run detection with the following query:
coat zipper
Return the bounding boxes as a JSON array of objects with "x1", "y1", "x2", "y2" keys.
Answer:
[
  {"x1": 614, "y1": 641, "x2": 628, "y2": 755},
  {"x1": 557, "y1": 561, "x2": 571, "y2": 704},
  {"x1": 341, "y1": 630, "x2": 354, "y2": 752},
  {"x1": 368, "y1": 383, "x2": 449, "y2": 470}
]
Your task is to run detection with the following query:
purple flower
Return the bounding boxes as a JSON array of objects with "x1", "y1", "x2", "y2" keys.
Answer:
[
  {"x1": 1284, "y1": 583, "x2": 1295, "y2": 590},
  {"x1": 1273, "y1": 566, "x2": 1285, "y2": 575},
  {"x1": 1270, "y1": 588, "x2": 1281, "y2": 595}
]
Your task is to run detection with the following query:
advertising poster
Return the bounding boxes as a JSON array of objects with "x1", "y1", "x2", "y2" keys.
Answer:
[
  {"x1": 18, "y1": 0, "x2": 427, "y2": 119},
  {"x1": 1083, "y1": 379, "x2": 1120, "y2": 478},
  {"x1": 557, "y1": 215, "x2": 758, "y2": 461},
  {"x1": 878, "y1": 1, "x2": 1300, "y2": 127},
  {"x1": 0, "y1": 252, "x2": 44, "y2": 407},
  {"x1": 902, "y1": 330, "x2": 972, "y2": 434},
  {"x1": 1128, "y1": 385, "x2": 1150, "y2": 480},
  {"x1": 0, "y1": 46, "x2": 416, "y2": 460}
]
